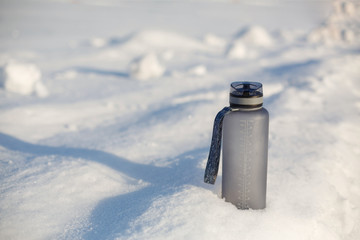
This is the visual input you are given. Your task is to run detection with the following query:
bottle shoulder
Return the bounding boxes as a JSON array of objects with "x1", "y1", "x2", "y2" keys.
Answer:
[{"x1": 260, "y1": 107, "x2": 269, "y2": 116}]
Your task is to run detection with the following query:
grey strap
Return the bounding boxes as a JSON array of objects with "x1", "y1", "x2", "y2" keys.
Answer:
[{"x1": 204, "y1": 107, "x2": 232, "y2": 184}]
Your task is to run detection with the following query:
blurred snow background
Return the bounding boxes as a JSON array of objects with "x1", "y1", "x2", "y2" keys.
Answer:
[{"x1": 0, "y1": 0, "x2": 359, "y2": 239}]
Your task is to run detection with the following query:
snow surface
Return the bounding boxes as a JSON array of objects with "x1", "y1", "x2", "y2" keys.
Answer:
[
  {"x1": 1, "y1": 60, "x2": 48, "y2": 97},
  {"x1": 129, "y1": 53, "x2": 165, "y2": 81},
  {"x1": 0, "y1": 0, "x2": 360, "y2": 240}
]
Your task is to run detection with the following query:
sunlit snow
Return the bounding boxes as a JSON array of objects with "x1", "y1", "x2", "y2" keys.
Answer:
[{"x1": 0, "y1": 0, "x2": 359, "y2": 240}]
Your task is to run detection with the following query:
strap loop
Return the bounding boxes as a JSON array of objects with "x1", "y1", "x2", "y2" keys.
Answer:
[{"x1": 204, "y1": 107, "x2": 232, "y2": 184}]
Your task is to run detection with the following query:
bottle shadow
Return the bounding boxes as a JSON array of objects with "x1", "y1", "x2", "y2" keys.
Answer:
[{"x1": 0, "y1": 132, "x2": 209, "y2": 239}]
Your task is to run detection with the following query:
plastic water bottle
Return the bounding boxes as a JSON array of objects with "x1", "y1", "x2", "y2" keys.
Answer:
[{"x1": 204, "y1": 82, "x2": 269, "y2": 209}]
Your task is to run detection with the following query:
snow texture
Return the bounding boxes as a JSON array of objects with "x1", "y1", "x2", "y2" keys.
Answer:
[
  {"x1": 227, "y1": 25, "x2": 274, "y2": 59},
  {"x1": 1, "y1": 61, "x2": 48, "y2": 97},
  {"x1": 0, "y1": 0, "x2": 359, "y2": 240},
  {"x1": 129, "y1": 53, "x2": 165, "y2": 81}
]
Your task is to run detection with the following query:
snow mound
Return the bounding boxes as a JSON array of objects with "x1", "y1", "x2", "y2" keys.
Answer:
[
  {"x1": 121, "y1": 30, "x2": 207, "y2": 54},
  {"x1": 129, "y1": 53, "x2": 165, "y2": 80},
  {"x1": 227, "y1": 41, "x2": 257, "y2": 59},
  {"x1": 308, "y1": 0, "x2": 360, "y2": 45},
  {"x1": 1, "y1": 61, "x2": 48, "y2": 97},
  {"x1": 90, "y1": 37, "x2": 107, "y2": 48},
  {"x1": 161, "y1": 50, "x2": 174, "y2": 61},
  {"x1": 332, "y1": 0, "x2": 357, "y2": 17},
  {"x1": 203, "y1": 33, "x2": 227, "y2": 48},
  {"x1": 235, "y1": 25, "x2": 274, "y2": 47},
  {"x1": 227, "y1": 25, "x2": 274, "y2": 59},
  {"x1": 188, "y1": 65, "x2": 207, "y2": 76}
]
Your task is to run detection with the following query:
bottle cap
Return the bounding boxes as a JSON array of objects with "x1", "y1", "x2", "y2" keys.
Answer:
[{"x1": 229, "y1": 82, "x2": 263, "y2": 108}]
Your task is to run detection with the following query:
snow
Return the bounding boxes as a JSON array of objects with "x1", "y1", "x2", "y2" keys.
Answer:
[
  {"x1": 308, "y1": 0, "x2": 360, "y2": 45},
  {"x1": 0, "y1": 0, "x2": 359, "y2": 240},
  {"x1": 234, "y1": 25, "x2": 274, "y2": 47},
  {"x1": 129, "y1": 53, "x2": 165, "y2": 81},
  {"x1": 1, "y1": 61, "x2": 48, "y2": 97},
  {"x1": 226, "y1": 25, "x2": 274, "y2": 59},
  {"x1": 203, "y1": 33, "x2": 227, "y2": 48},
  {"x1": 188, "y1": 65, "x2": 207, "y2": 76},
  {"x1": 0, "y1": 152, "x2": 146, "y2": 240}
]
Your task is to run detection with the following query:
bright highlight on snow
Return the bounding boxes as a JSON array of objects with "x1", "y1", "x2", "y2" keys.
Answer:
[
  {"x1": 1, "y1": 61, "x2": 48, "y2": 97},
  {"x1": 129, "y1": 53, "x2": 165, "y2": 80},
  {"x1": 0, "y1": 0, "x2": 359, "y2": 240}
]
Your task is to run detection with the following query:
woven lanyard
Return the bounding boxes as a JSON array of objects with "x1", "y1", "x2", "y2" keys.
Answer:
[{"x1": 204, "y1": 106, "x2": 234, "y2": 184}]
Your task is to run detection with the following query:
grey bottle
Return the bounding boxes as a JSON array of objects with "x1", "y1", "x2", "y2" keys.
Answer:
[{"x1": 204, "y1": 82, "x2": 269, "y2": 210}]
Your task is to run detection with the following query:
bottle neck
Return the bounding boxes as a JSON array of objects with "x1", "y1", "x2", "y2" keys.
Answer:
[
  {"x1": 229, "y1": 94, "x2": 263, "y2": 109},
  {"x1": 231, "y1": 106, "x2": 263, "y2": 111}
]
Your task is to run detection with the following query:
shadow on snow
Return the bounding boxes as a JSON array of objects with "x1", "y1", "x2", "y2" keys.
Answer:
[
  {"x1": 0, "y1": 132, "x2": 210, "y2": 239},
  {"x1": 75, "y1": 67, "x2": 129, "y2": 78}
]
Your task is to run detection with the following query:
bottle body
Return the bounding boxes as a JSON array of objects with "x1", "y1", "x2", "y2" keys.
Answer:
[{"x1": 222, "y1": 107, "x2": 269, "y2": 209}]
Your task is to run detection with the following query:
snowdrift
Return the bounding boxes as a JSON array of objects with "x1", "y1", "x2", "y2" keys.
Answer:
[{"x1": 0, "y1": 1, "x2": 359, "y2": 240}]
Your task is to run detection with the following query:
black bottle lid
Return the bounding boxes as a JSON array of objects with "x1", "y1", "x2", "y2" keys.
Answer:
[{"x1": 229, "y1": 82, "x2": 263, "y2": 108}]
